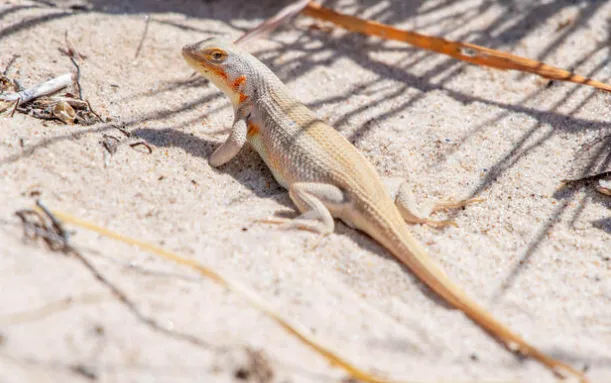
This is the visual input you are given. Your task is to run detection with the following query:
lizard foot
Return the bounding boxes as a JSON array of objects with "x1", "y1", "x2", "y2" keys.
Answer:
[
  {"x1": 256, "y1": 216, "x2": 333, "y2": 235},
  {"x1": 431, "y1": 197, "x2": 485, "y2": 213}
]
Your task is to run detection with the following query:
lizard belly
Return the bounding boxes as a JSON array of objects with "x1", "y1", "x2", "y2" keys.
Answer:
[{"x1": 246, "y1": 122, "x2": 291, "y2": 189}]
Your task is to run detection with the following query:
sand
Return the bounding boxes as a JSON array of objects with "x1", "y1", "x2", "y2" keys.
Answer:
[{"x1": 1, "y1": 0, "x2": 610, "y2": 382}]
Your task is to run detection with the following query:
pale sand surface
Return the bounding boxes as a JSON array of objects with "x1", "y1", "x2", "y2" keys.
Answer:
[{"x1": 1, "y1": 0, "x2": 610, "y2": 382}]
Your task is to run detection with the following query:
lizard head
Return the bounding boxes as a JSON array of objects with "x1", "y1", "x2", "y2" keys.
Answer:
[{"x1": 182, "y1": 37, "x2": 251, "y2": 108}]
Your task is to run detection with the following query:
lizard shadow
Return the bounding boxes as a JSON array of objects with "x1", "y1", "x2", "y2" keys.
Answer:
[
  {"x1": 333, "y1": 222, "x2": 457, "y2": 312},
  {"x1": 134, "y1": 127, "x2": 290, "y2": 205},
  {"x1": 592, "y1": 217, "x2": 611, "y2": 235}
]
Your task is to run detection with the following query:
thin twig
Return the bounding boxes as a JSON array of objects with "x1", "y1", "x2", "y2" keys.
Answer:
[
  {"x1": 134, "y1": 14, "x2": 151, "y2": 59},
  {"x1": 59, "y1": 31, "x2": 85, "y2": 99},
  {"x1": 0, "y1": 73, "x2": 73, "y2": 104},
  {"x1": 70, "y1": 56, "x2": 82, "y2": 99},
  {"x1": 15, "y1": 203, "x2": 68, "y2": 251},
  {"x1": 35, "y1": 200, "x2": 69, "y2": 242},
  {"x1": 114, "y1": 124, "x2": 132, "y2": 137},
  {"x1": 2, "y1": 54, "x2": 19, "y2": 76},
  {"x1": 8, "y1": 99, "x2": 19, "y2": 117},
  {"x1": 85, "y1": 99, "x2": 102, "y2": 122},
  {"x1": 235, "y1": 0, "x2": 310, "y2": 45},
  {"x1": 58, "y1": 30, "x2": 86, "y2": 61},
  {"x1": 129, "y1": 141, "x2": 153, "y2": 154},
  {"x1": 300, "y1": 2, "x2": 611, "y2": 93}
]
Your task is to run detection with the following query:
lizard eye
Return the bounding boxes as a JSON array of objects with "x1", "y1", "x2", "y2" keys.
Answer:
[{"x1": 208, "y1": 49, "x2": 227, "y2": 63}]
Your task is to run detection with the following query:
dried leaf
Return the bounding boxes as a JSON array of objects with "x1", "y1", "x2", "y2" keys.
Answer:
[{"x1": 52, "y1": 101, "x2": 76, "y2": 124}]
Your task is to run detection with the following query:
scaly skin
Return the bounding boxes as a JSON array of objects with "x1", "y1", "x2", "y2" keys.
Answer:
[{"x1": 182, "y1": 38, "x2": 585, "y2": 381}]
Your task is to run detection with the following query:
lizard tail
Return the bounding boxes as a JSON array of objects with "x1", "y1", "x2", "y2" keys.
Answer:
[{"x1": 377, "y1": 225, "x2": 587, "y2": 382}]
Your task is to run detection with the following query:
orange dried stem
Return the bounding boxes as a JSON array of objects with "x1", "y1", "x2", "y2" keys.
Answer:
[{"x1": 303, "y1": 2, "x2": 611, "y2": 93}]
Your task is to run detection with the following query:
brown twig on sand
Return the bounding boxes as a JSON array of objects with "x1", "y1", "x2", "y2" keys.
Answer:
[
  {"x1": 300, "y1": 2, "x2": 611, "y2": 93},
  {"x1": 129, "y1": 141, "x2": 153, "y2": 154},
  {"x1": 134, "y1": 14, "x2": 151, "y2": 59}
]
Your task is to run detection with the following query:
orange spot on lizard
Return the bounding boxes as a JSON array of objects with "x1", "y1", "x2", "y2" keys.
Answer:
[
  {"x1": 210, "y1": 66, "x2": 228, "y2": 80},
  {"x1": 230, "y1": 75, "x2": 248, "y2": 103},
  {"x1": 247, "y1": 121, "x2": 259, "y2": 136},
  {"x1": 232, "y1": 75, "x2": 246, "y2": 90}
]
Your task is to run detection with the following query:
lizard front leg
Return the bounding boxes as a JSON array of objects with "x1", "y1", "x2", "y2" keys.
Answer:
[
  {"x1": 262, "y1": 183, "x2": 346, "y2": 235},
  {"x1": 208, "y1": 118, "x2": 248, "y2": 167}
]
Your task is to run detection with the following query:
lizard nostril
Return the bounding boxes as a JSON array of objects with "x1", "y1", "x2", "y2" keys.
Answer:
[{"x1": 182, "y1": 43, "x2": 201, "y2": 57}]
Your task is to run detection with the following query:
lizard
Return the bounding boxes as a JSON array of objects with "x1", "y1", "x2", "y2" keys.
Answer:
[{"x1": 182, "y1": 37, "x2": 585, "y2": 381}]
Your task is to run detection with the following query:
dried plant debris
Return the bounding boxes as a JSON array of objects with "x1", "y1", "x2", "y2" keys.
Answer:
[
  {"x1": 231, "y1": 348, "x2": 274, "y2": 383},
  {"x1": 597, "y1": 179, "x2": 611, "y2": 196},
  {"x1": 0, "y1": 74, "x2": 18, "y2": 94},
  {"x1": 99, "y1": 126, "x2": 153, "y2": 166},
  {"x1": 15, "y1": 201, "x2": 70, "y2": 252},
  {"x1": 101, "y1": 134, "x2": 120, "y2": 156},
  {"x1": 69, "y1": 364, "x2": 97, "y2": 381},
  {"x1": 9, "y1": 92, "x2": 101, "y2": 125},
  {"x1": 562, "y1": 171, "x2": 611, "y2": 198},
  {"x1": 0, "y1": 63, "x2": 102, "y2": 124}
]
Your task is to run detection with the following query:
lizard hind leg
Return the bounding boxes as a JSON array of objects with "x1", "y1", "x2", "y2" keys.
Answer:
[{"x1": 260, "y1": 182, "x2": 346, "y2": 235}]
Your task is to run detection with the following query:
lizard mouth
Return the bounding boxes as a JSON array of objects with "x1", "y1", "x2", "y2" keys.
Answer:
[{"x1": 181, "y1": 44, "x2": 206, "y2": 71}]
